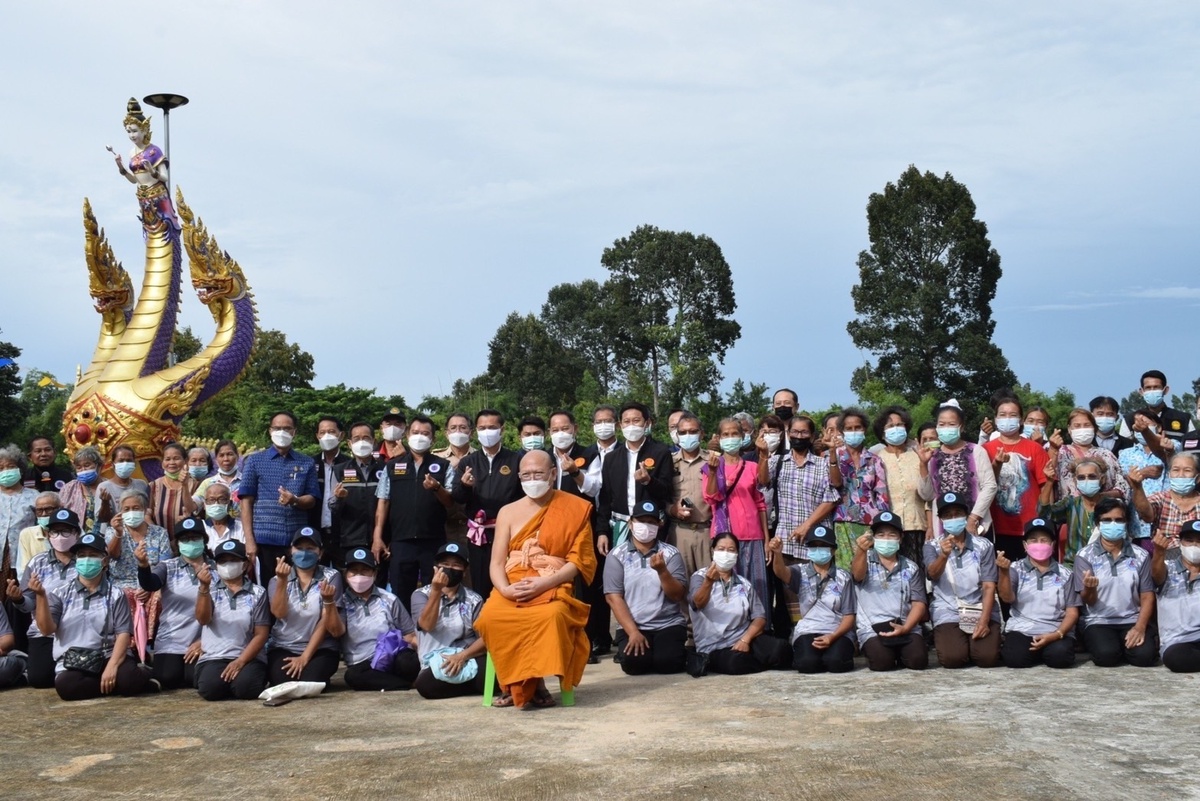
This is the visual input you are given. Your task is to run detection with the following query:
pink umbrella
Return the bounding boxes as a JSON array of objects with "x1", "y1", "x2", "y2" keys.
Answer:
[{"x1": 133, "y1": 597, "x2": 149, "y2": 663}]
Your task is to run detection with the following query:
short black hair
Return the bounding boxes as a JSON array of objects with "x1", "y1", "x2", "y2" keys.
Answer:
[
  {"x1": 676, "y1": 411, "x2": 702, "y2": 429},
  {"x1": 475, "y1": 409, "x2": 505, "y2": 425},
  {"x1": 989, "y1": 387, "x2": 1019, "y2": 411},
  {"x1": 347, "y1": 421, "x2": 375, "y2": 438},
  {"x1": 1141, "y1": 370, "x2": 1167, "y2": 387},
  {"x1": 269, "y1": 410, "x2": 298, "y2": 429},
  {"x1": 712, "y1": 531, "x2": 739, "y2": 550},
  {"x1": 409, "y1": 413, "x2": 438, "y2": 433},
  {"x1": 619, "y1": 402, "x2": 651, "y2": 421},
  {"x1": 27, "y1": 435, "x2": 54, "y2": 452},
  {"x1": 994, "y1": 397, "x2": 1024, "y2": 420},
  {"x1": 872, "y1": 405, "x2": 912, "y2": 442},
  {"x1": 317, "y1": 415, "x2": 343, "y2": 432},
  {"x1": 934, "y1": 405, "x2": 965, "y2": 426},
  {"x1": 592, "y1": 404, "x2": 618, "y2": 421},
  {"x1": 1093, "y1": 496, "x2": 1128, "y2": 524},
  {"x1": 837, "y1": 407, "x2": 870, "y2": 432},
  {"x1": 549, "y1": 409, "x2": 576, "y2": 425},
  {"x1": 1089, "y1": 396, "x2": 1120, "y2": 414},
  {"x1": 446, "y1": 412, "x2": 472, "y2": 429},
  {"x1": 518, "y1": 415, "x2": 547, "y2": 433},
  {"x1": 773, "y1": 388, "x2": 799, "y2": 405}
]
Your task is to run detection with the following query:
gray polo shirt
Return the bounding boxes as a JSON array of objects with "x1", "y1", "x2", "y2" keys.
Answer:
[
  {"x1": 787, "y1": 564, "x2": 856, "y2": 642},
  {"x1": 0, "y1": 605, "x2": 11, "y2": 640},
  {"x1": 1005, "y1": 558, "x2": 1081, "y2": 636},
  {"x1": 1155, "y1": 557, "x2": 1200, "y2": 655},
  {"x1": 45, "y1": 578, "x2": 133, "y2": 669},
  {"x1": 688, "y1": 571, "x2": 765, "y2": 654},
  {"x1": 149, "y1": 557, "x2": 208, "y2": 654},
  {"x1": 1074, "y1": 541, "x2": 1152, "y2": 628},
  {"x1": 199, "y1": 580, "x2": 270, "y2": 663},
  {"x1": 923, "y1": 535, "x2": 1001, "y2": 627},
  {"x1": 339, "y1": 586, "x2": 414, "y2": 666},
  {"x1": 854, "y1": 552, "x2": 926, "y2": 645},
  {"x1": 410, "y1": 585, "x2": 483, "y2": 664},
  {"x1": 19, "y1": 552, "x2": 77, "y2": 639},
  {"x1": 267, "y1": 566, "x2": 343, "y2": 653},
  {"x1": 603, "y1": 541, "x2": 687, "y2": 631}
]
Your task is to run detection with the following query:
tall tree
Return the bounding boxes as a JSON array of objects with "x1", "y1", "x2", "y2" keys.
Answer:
[
  {"x1": 13, "y1": 369, "x2": 72, "y2": 455},
  {"x1": 602, "y1": 225, "x2": 741, "y2": 417},
  {"x1": 485, "y1": 313, "x2": 585, "y2": 412},
  {"x1": 0, "y1": 340, "x2": 23, "y2": 444},
  {"x1": 171, "y1": 326, "x2": 203, "y2": 363},
  {"x1": 847, "y1": 166, "x2": 1016, "y2": 408},
  {"x1": 540, "y1": 279, "x2": 623, "y2": 395},
  {"x1": 245, "y1": 329, "x2": 315, "y2": 394}
]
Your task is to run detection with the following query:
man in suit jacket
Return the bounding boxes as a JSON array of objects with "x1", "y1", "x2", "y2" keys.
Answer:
[{"x1": 597, "y1": 402, "x2": 674, "y2": 550}]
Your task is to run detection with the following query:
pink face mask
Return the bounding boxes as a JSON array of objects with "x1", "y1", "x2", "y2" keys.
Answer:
[
  {"x1": 49, "y1": 533, "x2": 78, "y2": 553},
  {"x1": 346, "y1": 575, "x2": 375, "y2": 594},
  {"x1": 1025, "y1": 542, "x2": 1054, "y2": 561}
]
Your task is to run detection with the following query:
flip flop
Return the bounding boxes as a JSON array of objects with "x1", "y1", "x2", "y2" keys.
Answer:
[
  {"x1": 491, "y1": 693, "x2": 515, "y2": 708},
  {"x1": 524, "y1": 690, "x2": 556, "y2": 710}
]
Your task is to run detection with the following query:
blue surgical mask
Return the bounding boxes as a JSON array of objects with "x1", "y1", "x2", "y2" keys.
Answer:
[
  {"x1": 843, "y1": 431, "x2": 866, "y2": 448},
  {"x1": 677, "y1": 433, "x2": 701, "y2": 452},
  {"x1": 936, "y1": 426, "x2": 961, "y2": 445},
  {"x1": 995, "y1": 418, "x2": 1020, "y2": 435},
  {"x1": 1023, "y1": 424, "x2": 1043, "y2": 439},
  {"x1": 37, "y1": 516, "x2": 51, "y2": 529},
  {"x1": 719, "y1": 437, "x2": 742, "y2": 454},
  {"x1": 75, "y1": 556, "x2": 104, "y2": 579},
  {"x1": 114, "y1": 461, "x2": 136, "y2": 480},
  {"x1": 1143, "y1": 389, "x2": 1164, "y2": 407},
  {"x1": 178, "y1": 540, "x2": 206, "y2": 559},
  {"x1": 292, "y1": 549, "x2": 319, "y2": 569},
  {"x1": 883, "y1": 426, "x2": 908, "y2": 446},
  {"x1": 740, "y1": 434, "x2": 752, "y2": 449},
  {"x1": 1098, "y1": 521, "x2": 1127, "y2": 541},
  {"x1": 1094, "y1": 416, "x2": 1117, "y2": 435},
  {"x1": 1076, "y1": 479, "x2": 1101, "y2": 497},
  {"x1": 0, "y1": 468, "x2": 21, "y2": 488},
  {"x1": 1170, "y1": 477, "x2": 1197, "y2": 495},
  {"x1": 942, "y1": 517, "x2": 968, "y2": 536},
  {"x1": 188, "y1": 465, "x2": 209, "y2": 481},
  {"x1": 807, "y1": 547, "x2": 833, "y2": 565},
  {"x1": 76, "y1": 469, "x2": 98, "y2": 485},
  {"x1": 874, "y1": 539, "x2": 901, "y2": 557}
]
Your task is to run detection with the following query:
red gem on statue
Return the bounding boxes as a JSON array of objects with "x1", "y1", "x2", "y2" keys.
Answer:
[
  {"x1": 96, "y1": 426, "x2": 108, "y2": 439},
  {"x1": 73, "y1": 424, "x2": 92, "y2": 444}
]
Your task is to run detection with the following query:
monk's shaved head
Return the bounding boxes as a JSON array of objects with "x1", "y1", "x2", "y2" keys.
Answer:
[{"x1": 520, "y1": 449, "x2": 554, "y2": 473}]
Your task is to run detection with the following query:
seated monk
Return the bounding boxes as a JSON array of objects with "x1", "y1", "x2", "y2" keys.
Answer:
[{"x1": 474, "y1": 450, "x2": 597, "y2": 709}]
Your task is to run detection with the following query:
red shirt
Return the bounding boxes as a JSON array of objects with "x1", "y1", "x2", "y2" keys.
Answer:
[{"x1": 983, "y1": 437, "x2": 1048, "y2": 537}]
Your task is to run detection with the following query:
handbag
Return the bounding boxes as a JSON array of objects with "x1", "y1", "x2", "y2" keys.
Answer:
[
  {"x1": 946, "y1": 551, "x2": 984, "y2": 634},
  {"x1": 685, "y1": 650, "x2": 710, "y2": 678},
  {"x1": 62, "y1": 646, "x2": 107, "y2": 675}
]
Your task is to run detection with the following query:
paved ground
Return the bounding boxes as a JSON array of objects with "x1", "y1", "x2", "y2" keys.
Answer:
[{"x1": 3, "y1": 654, "x2": 1199, "y2": 800}]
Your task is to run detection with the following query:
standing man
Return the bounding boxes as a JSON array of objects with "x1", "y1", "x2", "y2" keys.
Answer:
[
  {"x1": 1120, "y1": 371, "x2": 1195, "y2": 447},
  {"x1": 518, "y1": 416, "x2": 547, "y2": 453},
  {"x1": 312, "y1": 416, "x2": 350, "y2": 567},
  {"x1": 581, "y1": 404, "x2": 621, "y2": 661},
  {"x1": 666, "y1": 408, "x2": 685, "y2": 450},
  {"x1": 331, "y1": 421, "x2": 384, "y2": 579},
  {"x1": 239, "y1": 411, "x2": 319, "y2": 584},
  {"x1": 596, "y1": 402, "x2": 674, "y2": 550},
  {"x1": 772, "y1": 389, "x2": 799, "y2": 423},
  {"x1": 1090, "y1": 396, "x2": 1135, "y2": 454},
  {"x1": 378, "y1": 408, "x2": 407, "y2": 462},
  {"x1": 372, "y1": 415, "x2": 453, "y2": 608},
  {"x1": 433, "y1": 412, "x2": 475, "y2": 554},
  {"x1": 24, "y1": 437, "x2": 71, "y2": 493},
  {"x1": 450, "y1": 410, "x2": 523, "y2": 598},
  {"x1": 667, "y1": 412, "x2": 713, "y2": 581},
  {"x1": 548, "y1": 410, "x2": 596, "y2": 499}
]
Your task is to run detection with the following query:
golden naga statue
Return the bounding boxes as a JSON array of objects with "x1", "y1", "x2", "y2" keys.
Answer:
[{"x1": 65, "y1": 98, "x2": 259, "y2": 479}]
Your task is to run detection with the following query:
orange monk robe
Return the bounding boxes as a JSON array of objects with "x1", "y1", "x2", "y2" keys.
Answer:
[{"x1": 474, "y1": 491, "x2": 597, "y2": 704}]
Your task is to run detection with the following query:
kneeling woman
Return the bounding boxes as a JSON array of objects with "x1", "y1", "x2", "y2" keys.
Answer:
[
  {"x1": 688, "y1": 533, "x2": 791, "y2": 675},
  {"x1": 31, "y1": 530, "x2": 151, "y2": 700},
  {"x1": 767, "y1": 526, "x2": 857, "y2": 674},
  {"x1": 1073, "y1": 498, "x2": 1156, "y2": 667},
  {"x1": 1153, "y1": 520, "x2": 1200, "y2": 672},
  {"x1": 195, "y1": 539, "x2": 270, "y2": 700},
  {"x1": 411, "y1": 543, "x2": 488, "y2": 699},
  {"x1": 998, "y1": 519, "x2": 1081, "y2": 668},
  {"x1": 850, "y1": 511, "x2": 928, "y2": 671},
  {"x1": 135, "y1": 518, "x2": 211, "y2": 689},
  {"x1": 325, "y1": 548, "x2": 419, "y2": 691},
  {"x1": 266, "y1": 528, "x2": 342, "y2": 687}
]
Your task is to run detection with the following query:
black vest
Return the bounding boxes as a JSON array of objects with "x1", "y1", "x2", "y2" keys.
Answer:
[
  {"x1": 332, "y1": 458, "x2": 384, "y2": 549},
  {"x1": 385, "y1": 453, "x2": 450, "y2": 542}
]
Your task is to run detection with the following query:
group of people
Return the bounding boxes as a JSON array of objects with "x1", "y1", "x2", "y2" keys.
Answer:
[{"x1": 1, "y1": 369, "x2": 1199, "y2": 709}]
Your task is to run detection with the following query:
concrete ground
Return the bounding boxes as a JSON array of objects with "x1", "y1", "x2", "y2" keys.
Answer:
[{"x1": 3, "y1": 653, "x2": 1199, "y2": 801}]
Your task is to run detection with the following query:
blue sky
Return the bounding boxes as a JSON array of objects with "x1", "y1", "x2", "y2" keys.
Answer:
[{"x1": 3, "y1": 2, "x2": 1198, "y2": 411}]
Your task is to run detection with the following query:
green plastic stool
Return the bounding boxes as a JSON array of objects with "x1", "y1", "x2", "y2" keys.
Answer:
[{"x1": 482, "y1": 652, "x2": 575, "y2": 707}]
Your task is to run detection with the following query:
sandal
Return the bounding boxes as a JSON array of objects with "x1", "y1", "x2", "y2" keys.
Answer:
[
  {"x1": 491, "y1": 693, "x2": 515, "y2": 708},
  {"x1": 525, "y1": 689, "x2": 556, "y2": 709}
]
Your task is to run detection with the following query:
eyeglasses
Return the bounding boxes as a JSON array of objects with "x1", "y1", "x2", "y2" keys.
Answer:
[
  {"x1": 518, "y1": 471, "x2": 551, "y2": 481},
  {"x1": 35, "y1": 507, "x2": 59, "y2": 515}
]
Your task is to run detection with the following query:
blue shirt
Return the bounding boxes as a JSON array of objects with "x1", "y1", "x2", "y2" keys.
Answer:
[{"x1": 238, "y1": 447, "x2": 319, "y2": 546}]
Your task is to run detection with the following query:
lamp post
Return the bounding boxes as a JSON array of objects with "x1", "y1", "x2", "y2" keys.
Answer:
[{"x1": 142, "y1": 93, "x2": 188, "y2": 199}]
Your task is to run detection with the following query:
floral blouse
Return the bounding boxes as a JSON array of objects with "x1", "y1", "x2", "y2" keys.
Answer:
[{"x1": 833, "y1": 446, "x2": 891, "y2": 524}]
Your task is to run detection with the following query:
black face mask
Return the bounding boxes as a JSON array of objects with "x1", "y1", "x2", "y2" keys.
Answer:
[
  {"x1": 774, "y1": 407, "x2": 795, "y2": 421},
  {"x1": 790, "y1": 436, "x2": 812, "y2": 453},
  {"x1": 440, "y1": 567, "x2": 464, "y2": 587}
]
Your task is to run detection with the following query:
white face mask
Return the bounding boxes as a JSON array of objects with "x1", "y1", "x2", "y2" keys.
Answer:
[
  {"x1": 550, "y1": 431, "x2": 575, "y2": 451},
  {"x1": 631, "y1": 521, "x2": 659, "y2": 543},
  {"x1": 350, "y1": 440, "x2": 374, "y2": 458},
  {"x1": 478, "y1": 428, "x2": 503, "y2": 448},
  {"x1": 763, "y1": 433, "x2": 781, "y2": 451},
  {"x1": 622, "y1": 425, "x2": 646, "y2": 443},
  {"x1": 270, "y1": 430, "x2": 294, "y2": 449},
  {"x1": 447, "y1": 432, "x2": 470, "y2": 448},
  {"x1": 216, "y1": 562, "x2": 244, "y2": 581},
  {"x1": 318, "y1": 433, "x2": 340, "y2": 451},
  {"x1": 382, "y1": 425, "x2": 403, "y2": 443},
  {"x1": 1182, "y1": 545, "x2": 1200, "y2": 565},
  {"x1": 521, "y1": 479, "x2": 551, "y2": 499},
  {"x1": 407, "y1": 434, "x2": 432, "y2": 452},
  {"x1": 593, "y1": 422, "x2": 616, "y2": 441},
  {"x1": 1070, "y1": 428, "x2": 1095, "y2": 446},
  {"x1": 670, "y1": 429, "x2": 680, "y2": 446},
  {"x1": 712, "y1": 550, "x2": 738, "y2": 571}
]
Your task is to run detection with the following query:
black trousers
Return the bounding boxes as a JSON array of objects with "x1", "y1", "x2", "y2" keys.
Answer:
[
  {"x1": 1163, "y1": 641, "x2": 1200, "y2": 673},
  {"x1": 793, "y1": 633, "x2": 855, "y2": 673},
  {"x1": 266, "y1": 647, "x2": 341, "y2": 686},
  {"x1": 26, "y1": 637, "x2": 56, "y2": 689},
  {"x1": 707, "y1": 635, "x2": 792, "y2": 675},
  {"x1": 861, "y1": 633, "x2": 929, "y2": 671},
  {"x1": 1083, "y1": 624, "x2": 1157, "y2": 667},
  {"x1": 54, "y1": 660, "x2": 150, "y2": 701},
  {"x1": 583, "y1": 551, "x2": 612, "y2": 651},
  {"x1": 413, "y1": 657, "x2": 488, "y2": 699},
  {"x1": 1001, "y1": 631, "x2": 1076, "y2": 668},
  {"x1": 256, "y1": 544, "x2": 292, "y2": 586},
  {"x1": 344, "y1": 650, "x2": 421, "y2": 692},
  {"x1": 467, "y1": 541, "x2": 494, "y2": 600},
  {"x1": 195, "y1": 659, "x2": 269, "y2": 701},
  {"x1": 152, "y1": 653, "x2": 197, "y2": 689},
  {"x1": 390, "y1": 539, "x2": 442, "y2": 613},
  {"x1": 0, "y1": 654, "x2": 26, "y2": 687},
  {"x1": 615, "y1": 625, "x2": 687, "y2": 675}
]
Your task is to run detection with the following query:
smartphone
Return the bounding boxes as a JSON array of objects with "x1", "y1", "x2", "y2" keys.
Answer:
[
  {"x1": 681, "y1": 497, "x2": 695, "y2": 509},
  {"x1": 872, "y1": 619, "x2": 904, "y2": 635}
]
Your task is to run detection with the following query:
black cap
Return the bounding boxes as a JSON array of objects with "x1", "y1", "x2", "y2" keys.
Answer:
[
  {"x1": 72, "y1": 531, "x2": 106, "y2": 553},
  {"x1": 870, "y1": 511, "x2": 902, "y2": 534},
  {"x1": 804, "y1": 525, "x2": 836, "y2": 549},
  {"x1": 214, "y1": 539, "x2": 248, "y2": 560},
  {"x1": 937, "y1": 492, "x2": 969, "y2": 513},
  {"x1": 1180, "y1": 520, "x2": 1200, "y2": 541},
  {"x1": 631, "y1": 499, "x2": 662, "y2": 520},
  {"x1": 1023, "y1": 518, "x2": 1054, "y2": 539},
  {"x1": 345, "y1": 548, "x2": 377, "y2": 569},
  {"x1": 381, "y1": 407, "x2": 406, "y2": 422},
  {"x1": 175, "y1": 517, "x2": 204, "y2": 540},
  {"x1": 435, "y1": 542, "x2": 468, "y2": 564},
  {"x1": 292, "y1": 526, "x2": 322, "y2": 548},
  {"x1": 48, "y1": 508, "x2": 82, "y2": 532}
]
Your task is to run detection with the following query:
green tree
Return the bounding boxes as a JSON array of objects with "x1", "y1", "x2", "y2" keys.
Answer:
[
  {"x1": 171, "y1": 326, "x2": 203, "y2": 363},
  {"x1": 847, "y1": 166, "x2": 1017, "y2": 409},
  {"x1": 246, "y1": 329, "x2": 315, "y2": 394},
  {"x1": 601, "y1": 225, "x2": 741, "y2": 417},
  {"x1": 540, "y1": 280, "x2": 623, "y2": 396},
  {"x1": 485, "y1": 313, "x2": 585, "y2": 412},
  {"x1": 0, "y1": 340, "x2": 21, "y2": 444},
  {"x1": 13, "y1": 369, "x2": 72, "y2": 454}
]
